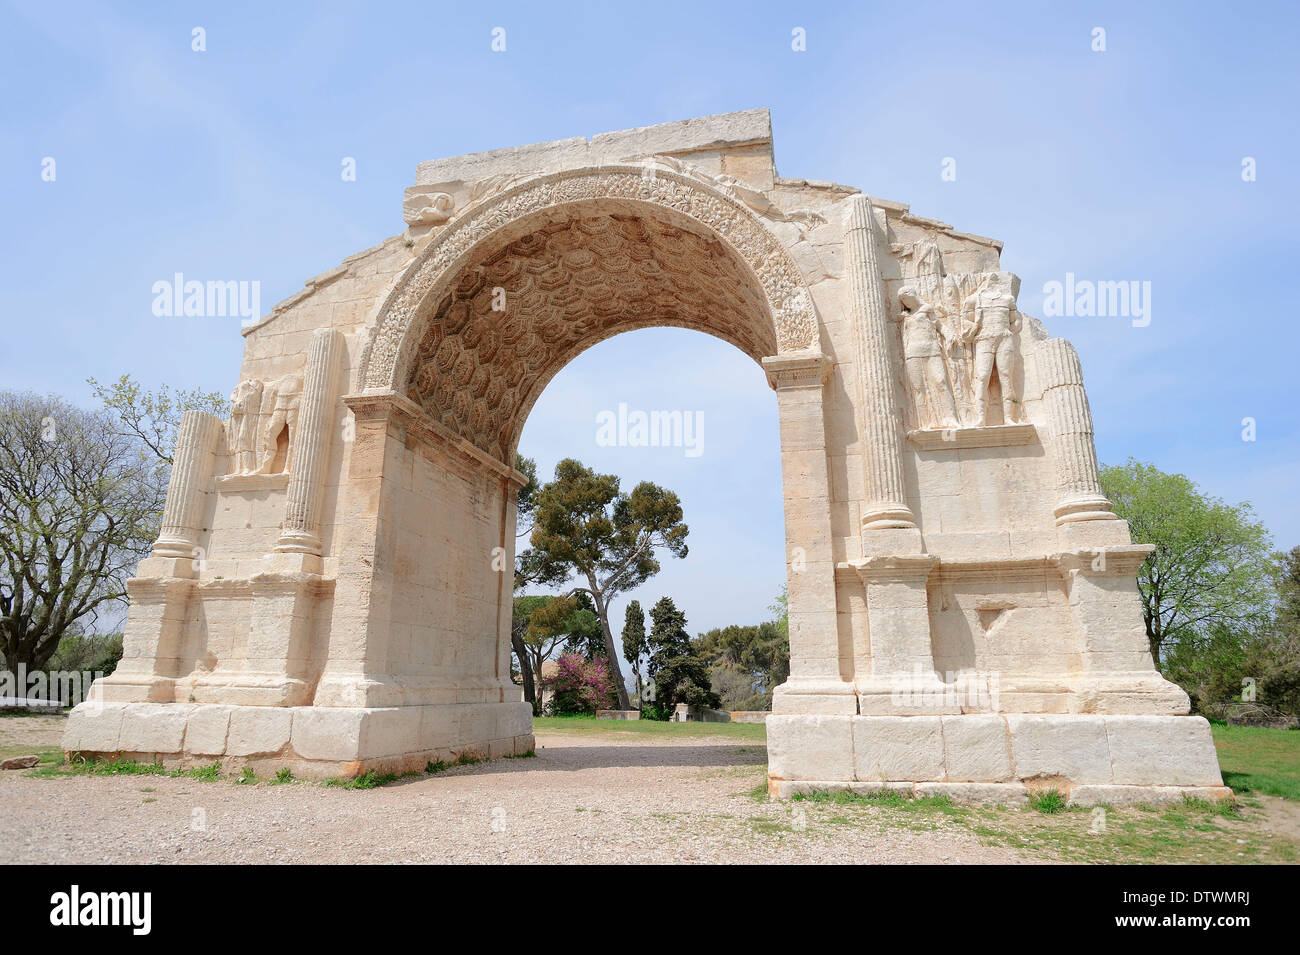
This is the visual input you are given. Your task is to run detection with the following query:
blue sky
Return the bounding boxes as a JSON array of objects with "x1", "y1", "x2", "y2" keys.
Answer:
[{"x1": 2, "y1": 1, "x2": 1297, "y2": 641}]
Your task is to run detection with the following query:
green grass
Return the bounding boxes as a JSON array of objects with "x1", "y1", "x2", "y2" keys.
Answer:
[
  {"x1": 533, "y1": 714, "x2": 766, "y2": 741},
  {"x1": 738, "y1": 787, "x2": 1286, "y2": 863},
  {"x1": 0, "y1": 743, "x2": 63, "y2": 767},
  {"x1": 792, "y1": 788, "x2": 961, "y2": 814},
  {"x1": 324, "y1": 768, "x2": 419, "y2": 789},
  {"x1": 1210, "y1": 720, "x2": 1300, "y2": 801},
  {"x1": 26, "y1": 756, "x2": 225, "y2": 780},
  {"x1": 1028, "y1": 789, "x2": 1068, "y2": 814}
]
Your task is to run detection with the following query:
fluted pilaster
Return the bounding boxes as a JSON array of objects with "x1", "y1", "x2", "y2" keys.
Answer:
[
  {"x1": 152, "y1": 411, "x2": 222, "y2": 559},
  {"x1": 277, "y1": 328, "x2": 345, "y2": 554},
  {"x1": 1038, "y1": 338, "x2": 1116, "y2": 523},
  {"x1": 844, "y1": 195, "x2": 915, "y2": 530}
]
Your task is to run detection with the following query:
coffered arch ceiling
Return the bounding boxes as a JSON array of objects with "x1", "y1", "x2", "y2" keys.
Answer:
[{"x1": 404, "y1": 206, "x2": 778, "y2": 463}]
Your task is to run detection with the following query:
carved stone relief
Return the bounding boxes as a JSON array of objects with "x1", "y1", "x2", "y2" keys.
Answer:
[
  {"x1": 893, "y1": 238, "x2": 1024, "y2": 430},
  {"x1": 224, "y1": 373, "x2": 302, "y2": 476},
  {"x1": 640, "y1": 154, "x2": 826, "y2": 230},
  {"x1": 402, "y1": 190, "x2": 455, "y2": 228}
]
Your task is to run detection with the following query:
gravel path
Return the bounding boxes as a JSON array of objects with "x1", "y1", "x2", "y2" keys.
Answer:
[{"x1": 0, "y1": 721, "x2": 1023, "y2": 864}]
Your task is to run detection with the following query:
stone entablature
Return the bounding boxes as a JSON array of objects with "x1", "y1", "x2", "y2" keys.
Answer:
[{"x1": 64, "y1": 110, "x2": 1225, "y2": 803}]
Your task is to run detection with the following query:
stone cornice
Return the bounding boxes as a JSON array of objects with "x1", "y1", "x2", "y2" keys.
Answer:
[{"x1": 342, "y1": 391, "x2": 529, "y2": 487}]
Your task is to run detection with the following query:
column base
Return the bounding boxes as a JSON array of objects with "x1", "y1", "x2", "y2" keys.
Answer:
[
  {"x1": 62, "y1": 700, "x2": 535, "y2": 780},
  {"x1": 771, "y1": 678, "x2": 858, "y2": 715},
  {"x1": 767, "y1": 713, "x2": 1226, "y2": 804},
  {"x1": 856, "y1": 674, "x2": 964, "y2": 715}
]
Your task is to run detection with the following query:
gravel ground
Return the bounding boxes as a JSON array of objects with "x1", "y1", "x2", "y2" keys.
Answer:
[{"x1": 0, "y1": 718, "x2": 1023, "y2": 864}]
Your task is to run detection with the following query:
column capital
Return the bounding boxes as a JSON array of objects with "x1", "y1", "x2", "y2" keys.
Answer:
[
  {"x1": 848, "y1": 553, "x2": 938, "y2": 586},
  {"x1": 762, "y1": 350, "x2": 832, "y2": 390}
]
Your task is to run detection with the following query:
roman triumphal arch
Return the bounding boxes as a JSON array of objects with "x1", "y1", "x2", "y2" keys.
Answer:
[{"x1": 65, "y1": 110, "x2": 1228, "y2": 803}]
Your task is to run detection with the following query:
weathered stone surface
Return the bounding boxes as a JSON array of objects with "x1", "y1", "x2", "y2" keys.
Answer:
[
  {"x1": 289, "y1": 708, "x2": 367, "y2": 762},
  {"x1": 183, "y1": 704, "x2": 232, "y2": 756},
  {"x1": 940, "y1": 714, "x2": 1013, "y2": 782},
  {"x1": 767, "y1": 715, "x2": 854, "y2": 781},
  {"x1": 915, "y1": 782, "x2": 1028, "y2": 806},
  {"x1": 1067, "y1": 784, "x2": 1234, "y2": 807},
  {"x1": 58, "y1": 110, "x2": 1214, "y2": 793},
  {"x1": 1104, "y1": 715, "x2": 1224, "y2": 786},
  {"x1": 1006, "y1": 714, "x2": 1113, "y2": 783},
  {"x1": 63, "y1": 704, "x2": 125, "y2": 753},
  {"x1": 119, "y1": 703, "x2": 193, "y2": 754},
  {"x1": 226, "y1": 706, "x2": 293, "y2": 757},
  {"x1": 853, "y1": 716, "x2": 944, "y2": 781}
]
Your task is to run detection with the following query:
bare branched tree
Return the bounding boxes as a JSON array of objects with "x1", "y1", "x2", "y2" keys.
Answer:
[{"x1": 0, "y1": 392, "x2": 165, "y2": 671}]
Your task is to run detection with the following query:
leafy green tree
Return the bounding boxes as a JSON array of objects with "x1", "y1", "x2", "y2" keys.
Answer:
[
  {"x1": 518, "y1": 459, "x2": 688, "y2": 710},
  {"x1": 508, "y1": 453, "x2": 541, "y2": 704},
  {"x1": 622, "y1": 600, "x2": 648, "y2": 707},
  {"x1": 511, "y1": 594, "x2": 552, "y2": 713},
  {"x1": 513, "y1": 453, "x2": 539, "y2": 540},
  {"x1": 88, "y1": 374, "x2": 227, "y2": 466},
  {"x1": 694, "y1": 618, "x2": 789, "y2": 710},
  {"x1": 770, "y1": 585, "x2": 788, "y2": 642},
  {"x1": 645, "y1": 596, "x2": 718, "y2": 716},
  {"x1": 1100, "y1": 459, "x2": 1276, "y2": 666},
  {"x1": 0, "y1": 393, "x2": 164, "y2": 672}
]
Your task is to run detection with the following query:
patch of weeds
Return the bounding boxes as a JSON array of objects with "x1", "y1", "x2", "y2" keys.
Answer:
[
  {"x1": 325, "y1": 768, "x2": 418, "y2": 789},
  {"x1": 792, "y1": 788, "x2": 874, "y2": 805},
  {"x1": 745, "y1": 782, "x2": 769, "y2": 802},
  {"x1": 175, "y1": 761, "x2": 221, "y2": 782},
  {"x1": 425, "y1": 759, "x2": 448, "y2": 774},
  {"x1": 85, "y1": 758, "x2": 170, "y2": 777},
  {"x1": 1182, "y1": 794, "x2": 1240, "y2": 819},
  {"x1": 143, "y1": 797, "x2": 156, "y2": 804},
  {"x1": 1028, "y1": 789, "x2": 1068, "y2": 814},
  {"x1": 453, "y1": 752, "x2": 483, "y2": 767},
  {"x1": 504, "y1": 749, "x2": 536, "y2": 759},
  {"x1": 790, "y1": 788, "x2": 959, "y2": 815},
  {"x1": 236, "y1": 767, "x2": 257, "y2": 785},
  {"x1": 269, "y1": 768, "x2": 294, "y2": 785}
]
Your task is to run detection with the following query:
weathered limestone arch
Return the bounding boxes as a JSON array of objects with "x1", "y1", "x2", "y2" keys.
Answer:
[
  {"x1": 64, "y1": 110, "x2": 1227, "y2": 803},
  {"x1": 356, "y1": 164, "x2": 820, "y2": 408}
]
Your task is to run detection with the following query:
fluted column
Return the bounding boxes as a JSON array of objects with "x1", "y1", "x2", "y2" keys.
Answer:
[
  {"x1": 1038, "y1": 338, "x2": 1116, "y2": 524},
  {"x1": 151, "y1": 410, "x2": 222, "y2": 559},
  {"x1": 276, "y1": 327, "x2": 345, "y2": 554},
  {"x1": 844, "y1": 195, "x2": 915, "y2": 530}
]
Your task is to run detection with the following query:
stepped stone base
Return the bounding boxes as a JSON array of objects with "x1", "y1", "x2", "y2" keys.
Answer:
[
  {"x1": 767, "y1": 713, "x2": 1229, "y2": 805},
  {"x1": 62, "y1": 700, "x2": 534, "y2": 779}
]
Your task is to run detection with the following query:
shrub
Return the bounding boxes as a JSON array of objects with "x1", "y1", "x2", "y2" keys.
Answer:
[{"x1": 543, "y1": 652, "x2": 616, "y2": 715}]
